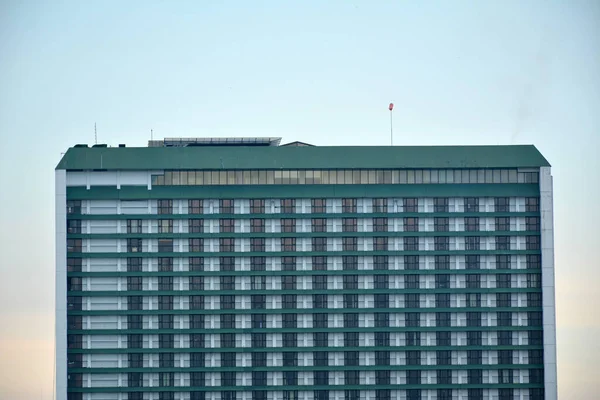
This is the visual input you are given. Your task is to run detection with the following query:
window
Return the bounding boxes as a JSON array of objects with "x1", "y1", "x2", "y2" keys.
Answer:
[
  {"x1": 344, "y1": 294, "x2": 358, "y2": 308},
  {"x1": 465, "y1": 197, "x2": 478, "y2": 212},
  {"x1": 373, "y1": 237, "x2": 388, "y2": 251},
  {"x1": 527, "y1": 254, "x2": 541, "y2": 269},
  {"x1": 158, "y1": 239, "x2": 173, "y2": 252},
  {"x1": 375, "y1": 293, "x2": 389, "y2": 308},
  {"x1": 464, "y1": 255, "x2": 478, "y2": 270},
  {"x1": 127, "y1": 277, "x2": 142, "y2": 291},
  {"x1": 283, "y1": 314, "x2": 297, "y2": 328},
  {"x1": 497, "y1": 293, "x2": 511, "y2": 308},
  {"x1": 375, "y1": 312, "x2": 389, "y2": 327},
  {"x1": 189, "y1": 219, "x2": 203, "y2": 233},
  {"x1": 406, "y1": 370, "x2": 420, "y2": 385},
  {"x1": 526, "y1": 217, "x2": 541, "y2": 231},
  {"x1": 496, "y1": 217, "x2": 510, "y2": 231},
  {"x1": 345, "y1": 370, "x2": 360, "y2": 385},
  {"x1": 344, "y1": 351, "x2": 359, "y2": 366},
  {"x1": 160, "y1": 352, "x2": 175, "y2": 367},
  {"x1": 465, "y1": 217, "x2": 479, "y2": 232},
  {"x1": 220, "y1": 218, "x2": 234, "y2": 233},
  {"x1": 436, "y1": 312, "x2": 450, "y2": 327},
  {"x1": 526, "y1": 197, "x2": 540, "y2": 212},
  {"x1": 342, "y1": 198, "x2": 357, "y2": 213},
  {"x1": 373, "y1": 217, "x2": 388, "y2": 232},
  {"x1": 436, "y1": 331, "x2": 450, "y2": 346},
  {"x1": 496, "y1": 236, "x2": 510, "y2": 250},
  {"x1": 374, "y1": 275, "x2": 388, "y2": 289},
  {"x1": 189, "y1": 199, "x2": 203, "y2": 214},
  {"x1": 435, "y1": 274, "x2": 450, "y2": 289},
  {"x1": 499, "y1": 369, "x2": 513, "y2": 384},
  {"x1": 282, "y1": 275, "x2": 296, "y2": 290},
  {"x1": 252, "y1": 351, "x2": 267, "y2": 365},
  {"x1": 282, "y1": 294, "x2": 296, "y2": 309},
  {"x1": 342, "y1": 256, "x2": 358, "y2": 270},
  {"x1": 525, "y1": 236, "x2": 540, "y2": 250},
  {"x1": 312, "y1": 238, "x2": 327, "y2": 252},
  {"x1": 313, "y1": 294, "x2": 328, "y2": 309},
  {"x1": 527, "y1": 273, "x2": 541, "y2": 288},
  {"x1": 496, "y1": 254, "x2": 511, "y2": 270},
  {"x1": 158, "y1": 219, "x2": 173, "y2": 233},
  {"x1": 437, "y1": 370, "x2": 451, "y2": 385},
  {"x1": 159, "y1": 334, "x2": 174, "y2": 348},
  {"x1": 373, "y1": 255, "x2": 388, "y2": 270},
  {"x1": 465, "y1": 236, "x2": 480, "y2": 250},
  {"x1": 312, "y1": 199, "x2": 326, "y2": 213},
  {"x1": 468, "y1": 369, "x2": 482, "y2": 383},
  {"x1": 283, "y1": 352, "x2": 297, "y2": 367},
  {"x1": 312, "y1": 275, "x2": 327, "y2": 290},
  {"x1": 373, "y1": 198, "x2": 387, "y2": 213},
  {"x1": 466, "y1": 312, "x2": 481, "y2": 327},
  {"x1": 342, "y1": 237, "x2": 357, "y2": 251},
  {"x1": 405, "y1": 275, "x2": 419, "y2": 289},
  {"x1": 220, "y1": 276, "x2": 235, "y2": 290},
  {"x1": 405, "y1": 293, "x2": 419, "y2": 308},
  {"x1": 221, "y1": 333, "x2": 236, "y2": 348},
  {"x1": 314, "y1": 333, "x2": 329, "y2": 347},
  {"x1": 250, "y1": 199, "x2": 265, "y2": 214},
  {"x1": 312, "y1": 218, "x2": 326, "y2": 232},
  {"x1": 436, "y1": 294, "x2": 450, "y2": 308},
  {"x1": 127, "y1": 296, "x2": 141, "y2": 311},
  {"x1": 251, "y1": 276, "x2": 266, "y2": 290},
  {"x1": 466, "y1": 274, "x2": 480, "y2": 289},
  {"x1": 282, "y1": 237, "x2": 296, "y2": 251},
  {"x1": 406, "y1": 350, "x2": 420, "y2": 366},
  {"x1": 434, "y1": 198, "x2": 449, "y2": 212},
  {"x1": 190, "y1": 315, "x2": 204, "y2": 329},
  {"x1": 281, "y1": 199, "x2": 296, "y2": 214},
  {"x1": 251, "y1": 295, "x2": 266, "y2": 309},
  {"x1": 468, "y1": 389, "x2": 483, "y2": 400},
  {"x1": 437, "y1": 350, "x2": 451, "y2": 365},
  {"x1": 65, "y1": 219, "x2": 81, "y2": 234},
  {"x1": 189, "y1": 257, "x2": 203, "y2": 272},
  {"x1": 375, "y1": 370, "x2": 390, "y2": 384},
  {"x1": 312, "y1": 256, "x2": 327, "y2": 270},
  {"x1": 404, "y1": 237, "x2": 419, "y2": 251},
  {"x1": 434, "y1": 217, "x2": 449, "y2": 232},
  {"x1": 67, "y1": 258, "x2": 82, "y2": 272},
  {"x1": 126, "y1": 238, "x2": 141, "y2": 253},
  {"x1": 495, "y1": 197, "x2": 509, "y2": 212},
  {"x1": 314, "y1": 313, "x2": 328, "y2": 328},
  {"x1": 189, "y1": 238, "x2": 203, "y2": 252},
  {"x1": 251, "y1": 238, "x2": 265, "y2": 252},
  {"x1": 529, "y1": 330, "x2": 543, "y2": 345},
  {"x1": 375, "y1": 332, "x2": 389, "y2": 347},
  {"x1": 435, "y1": 255, "x2": 449, "y2": 270},
  {"x1": 497, "y1": 274, "x2": 511, "y2": 288},
  {"x1": 67, "y1": 200, "x2": 81, "y2": 214},
  {"x1": 403, "y1": 198, "x2": 417, "y2": 212},
  {"x1": 529, "y1": 349, "x2": 544, "y2": 364},
  {"x1": 251, "y1": 314, "x2": 266, "y2": 329},
  {"x1": 497, "y1": 312, "x2": 512, "y2": 327},
  {"x1": 190, "y1": 296, "x2": 204, "y2": 310},
  {"x1": 253, "y1": 371, "x2": 267, "y2": 386},
  {"x1": 220, "y1": 295, "x2": 235, "y2": 310},
  {"x1": 219, "y1": 238, "x2": 234, "y2": 252},
  {"x1": 220, "y1": 199, "x2": 234, "y2": 214},
  {"x1": 342, "y1": 218, "x2": 357, "y2": 232},
  {"x1": 158, "y1": 296, "x2": 173, "y2": 310},
  {"x1": 281, "y1": 218, "x2": 296, "y2": 233},
  {"x1": 250, "y1": 218, "x2": 265, "y2": 233},
  {"x1": 190, "y1": 333, "x2": 205, "y2": 348},
  {"x1": 466, "y1": 293, "x2": 481, "y2": 307},
  {"x1": 157, "y1": 257, "x2": 172, "y2": 272},
  {"x1": 434, "y1": 236, "x2": 449, "y2": 251},
  {"x1": 158, "y1": 200, "x2": 173, "y2": 215},
  {"x1": 529, "y1": 311, "x2": 543, "y2": 326}
]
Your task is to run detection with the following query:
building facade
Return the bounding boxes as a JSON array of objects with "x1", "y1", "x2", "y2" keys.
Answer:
[{"x1": 56, "y1": 139, "x2": 557, "y2": 400}]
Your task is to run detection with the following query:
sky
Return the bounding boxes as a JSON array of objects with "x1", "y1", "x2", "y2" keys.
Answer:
[{"x1": 0, "y1": 0, "x2": 598, "y2": 398}]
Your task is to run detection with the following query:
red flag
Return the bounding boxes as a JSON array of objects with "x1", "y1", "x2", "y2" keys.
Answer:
[{"x1": 389, "y1": 103, "x2": 394, "y2": 111}]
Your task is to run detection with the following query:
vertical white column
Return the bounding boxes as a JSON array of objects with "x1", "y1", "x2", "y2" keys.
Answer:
[
  {"x1": 55, "y1": 170, "x2": 67, "y2": 400},
  {"x1": 539, "y1": 166, "x2": 557, "y2": 399}
]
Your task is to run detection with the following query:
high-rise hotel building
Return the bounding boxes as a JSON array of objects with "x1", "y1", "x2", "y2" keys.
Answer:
[{"x1": 56, "y1": 138, "x2": 557, "y2": 400}]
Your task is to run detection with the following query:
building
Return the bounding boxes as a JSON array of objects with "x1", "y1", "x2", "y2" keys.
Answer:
[{"x1": 56, "y1": 138, "x2": 557, "y2": 400}]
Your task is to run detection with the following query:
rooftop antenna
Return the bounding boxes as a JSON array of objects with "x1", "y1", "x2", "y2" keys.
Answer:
[
  {"x1": 94, "y1": 122, "x2": 97, "y2": 145},
  {"x1": 151, "y1": 129, "x2": 153, "y2": 141},
  {"x1": 388, "y1": 103, "x2": 394, "y2": 146}
]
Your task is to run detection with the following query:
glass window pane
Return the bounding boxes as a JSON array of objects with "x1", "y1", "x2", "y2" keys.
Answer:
[
  {"x1": 219, "y1": 171, "x2": 227, "y2": 185},
  {"x1": 321, "y1": 170, "x2": 330, "y2": 184},
  {"x1": 305, "y1": 170, "x2": 313, "y2": 184},
  {"x1": 407, "y1": 170, "x2": 415, "y2": 184},
  {"x1": 415, "y1": 170, "x2": 423, "y2": 184},
  {"x1": 172, "y1": 171, "x2": 180, "y2": 185},
  {"x1": 501, "y1": 169, "x2": 509, "y2": 183},
  {"x1": 243, "y1": 171, "x2": 251, "y2": 184},
  {"x1": 258, "y1": 170, "x2": 267, "y2": 185},
  {"x1": 353, "y1": 170, "x2": 361, "y2": 184},
  {"x1": 422, "y1": 170, "x2": 430, "y2": 184},
  {"x1": 337, "y1": 170, "x2": 345, "y2": 184},
  {"x1": 274, "y1": 170, "x2": 283, "y2": 184},
  {"x1": 282, "y1": 170, "x2": 290, "y2": 184},
  {"x1": 446, "y1": 170, "x2": 454, "y2": 184},
  {"x1": 180, "y1": 171, "x2": 188, "y2": 185},
  {"x1": 188, "y1": 171, "x2": 196, "y2": 185},
  {"x1": 430, "y1": 170, "x2": 438, "y2": 184},
  {"x1": 383, "y1": 170, "x2": 392, "y2": 184},
  {"x1": 297, "y1": 171, "x2": 306, "y2": 184},
  {"x1": 454, "y1": 170, "x2": 462, "y2": 183},
  {"x1": 391, "y1": 170, "x2": 399, "y2": 184},
  {"x1": 165, "y1": 171, "x2": 172, "y2": 185},
  {"x1": 477, "y1": 170, "x2": 485, "y2": 183},
  {"x1": 250, "y1": 170, "x2": 259, "y2": 185},
  {"x1": 399, "y1": 170, "x2": 407, "y2": 184},
  {"x1": 266, "y1": 170, "x2": 275, "y2": 184},
  {"x1": 211, "y1": 171, "x2": 219, "y2": 185},
  {"x1": 313, "y1": 170, "x2": 322, "y2": 184},
  {"x1": 227, "y1": 171, "x2": 236, "y2": 185},
  {"x1": 157, "y1": 175, "x2": 165, "y2": 185},
  {"x1": 462, "y1": 170, "x2": 469, "y2": 183},
  {"x1": 235, "y1": 171, "x2": 244, "y2": 184},
  {"x1": 508, "y1": 169, "x2": 518, "y2": 183},
  {"x1": 361, "y1": 170, "x2": 369, "y2": 184},
  {"x1": 485, "y1": 170, "x2": 493, "y2": 183},
  {"x1": 368, "y1": 170, "x2": 377, "y2": 184},
  {"x1": 493, "y1": 170, "x2": 501, "y2": 183},
  {"x1": 470, "y1": 170, "x2": 477, "y2": 183},
  {"x1": 345, "y1": 170, "x2": 353, "y2": 184}
]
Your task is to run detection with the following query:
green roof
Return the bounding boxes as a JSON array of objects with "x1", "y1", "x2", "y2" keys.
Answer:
[{"x1": 56, "y1": 145, "x2": 550, "y2": 170}]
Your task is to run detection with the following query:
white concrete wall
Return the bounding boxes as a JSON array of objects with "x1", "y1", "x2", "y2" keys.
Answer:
[{"x1": 540, "y1": 166, "x2": 558, "y2": 400}]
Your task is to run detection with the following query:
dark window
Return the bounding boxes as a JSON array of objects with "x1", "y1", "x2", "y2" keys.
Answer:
[
  {"x1": 190, "y1": 315, "x2": 204, "y2": 329},
  {"x1": 499, "y1": 369, "x2": 513, "y2": 384},
  {"x1": 437, "y1": 370, "x2": 452, "y2": 385},
  {"x1": 530, "y1": 349, "x2": 544, "y2": 364},
  {"x1": 496, "y1": 236, "x2": 510, "y2": 250},
  {"x1": 528, "y1": 311, "x2": 543, "y2": 326},
  {"x1": 404, "y1": 237, "x2": 419, "y2": 251},
  {"x1": 406, "y1": 370, "x2": 420, "y2": 385},
  {"x1": 374, "y1": 294, "x2": 389, "y2": 308},
  {"x1": 250, "y1": 199, "x2": 265, "y2": 214},
  {"x1": 281, "y1": 237, "x2": 296, "y2": 251},
  {"x1": 403, "y1": 198, "x2": 417, "y2": 212},
  {"x1": 498, "y1": 389, "x2": 512, "y2": 400},
  {"x1": 314, "y1": 390, "x2": 329, "y2": 400},
  {"x1": 466, "y1": 293, "x2": 481, "y2": 307},
  {"x1": 344, "y1": 294, "x2": 358, "y2": 309},
  {"x1": 189, "y1": 257, "x2": 203, "y2": 272},
  {"x1": 67, "y1": 219, "x2": 81, "y2": 234},
  {"x1": 436, "y1": 294, "x2": 450, "y2": 308},
  {"x1": 497, "y1": 254, "x2": 511, "y2": 269},
  {"x1": 373, "y1": 198, "x2": 387, "y2": 213},
  {"x1": 158, "y1": 239, "x2": 173, "y2": 252},
  {"x1": 68, "y1": 315, "x2": 82, "y2": 330},
  {"x1": 220, "y1": 295, "x2": 235, "y2": 309},
  {"x1": 222, "y1": 371, "x2": 236, "y2": 386},
  {"x1": 373, "y1": 255, "x2": 388, "y2": 270},
  {"x1": 406, "y1": 350, "x2": 420, "y2": 365},
  {"x1": 283, "y1": 352, "x2": 297, "y2": 367},
  {"x1": 468, "y1": 389, "x2": 483, "y2": 400},
  {"x1": 251, "y1": 238, "x2": 265, "y2": 252},
  {"x1": 497, "y1": 293, "x2": 511, "y2": 308},
  {"x1": 68, "y1": 277, "x2": 82, "y2": 291},
  {"x1": 530, "y1": 369, "x2": 544, "y2": 384},
  {"x1": 498, "y1": 331, "x2": 512, "y2": 346},
  {"x1": 250, "y1": 218, "x2": 265, "y2": 233},
  {"x1": 345, "y1": 370, "x2": 359, "y2": 385},
  {"x1": 436, "y1": 331, "x2": 450, "y2": 346},
  {"x1": 67, "y1": 200, "x2": 81, "y2": 214},
  {"x1": 497, "y1": 312, "x2": 512, "y2": 327},
  {"x1": 342, "y1": 256, "x2": 358, "y2": 270},
  {"x1": 158, "y1": 219, "x2": 173, "y2": 233},
  {"x1": 312, "y1": 256, "x2": 327, "y2": 270},
  {"x1": 283, "y1": 314, "x2": 297, "y2": 328},
  {"x1": 344, "y1": 351, "x2": 359, "y2": 366},
  {"x1": 496, "y1": 217, "x2": 510, "y2": 231},
  {"x1": 158, "y1": 257, "x2": 173, "y2": 272},
  {"x1": 67, "y1": 239, "x2": 82, "y2": 252},
  {"x1": 127, "y1": 372, "x2": 142, "y2": 388},
  {"x1": 314, "y1": 351, "x2": 329, "y2": 365},
  {"x1": 189, "y1": 199, "x2": 203, "y2": 214},
  {"x1": 342, "y1": 198, "x2": 357, "y2": 213},
  {"x1": 437, "y1": 350, "x2": 451, "y2": 365},
  {"x1": 465, "y1": 236, "x2": 479, "y2": 250},
  {"x1": 314, "y1": 313, "x2": 328, "y2": 328},
  {"x1": 373, "y1": 217, "x2": 388, "y2": 232},
  {"x1": 282, "y1": 275, "x2": 296, "y2": 290},
  {"x1": 158, "y1": 200, "x2": 173, "y2": 215},
  {"x1": 405, "y1": 274, "x2": 419, "y2": 289},
  {"x1": 253, "y1": 371, "x2": 267, "y2": 386},
  {"x1": 374, "y1": 312, "x2": 389, "y2": 327},
  {"x1": 127, "y1": 296, "x2": 141, "y2": 311},
  {"x1": 312, "y1": 238, "x2": 327, "y2": 252},
  {"x1": 313, "y1": 294, "x2": 328, "y2": 309},
  {"x1": 190, "y1": 334, "x2": 204, "y2": 348},
  {"x1": 126, "y1": 276, "x2": 141, "y2": 291},
  {"x1": 406, "y1": 331, "x2": 420, "y2": 346},
  {"x1": 342, "y1": 218, "x2": 357, "y2": 232},
  {"x1": 467, "y1": 312, "x2": 481, "y2": 327},
  {"x1": 282, "y1": 218, "x2": 296, "y2": 233},
  {"x1": 530, "y1": 389, "x2": 545, "y2": 400},
  {"x1": 221, "y1": 314, "x2": 236, "y2": 329},
  {"x1": 159, "y1": 352, "x2": 175, "y2": 367},
  {"x1": 221, "y1": 333, "x2": 236, "y2": 348},
  {"x1": 281, "y1": 199, "x2": 295, "y2": 214},
  {"x1": 128, "y1": 353, "x2": 142, "y2": 368},
  {"x1": 189, "y1": 296, "x2": 204, "y2": 310},
  {"x1": 220, "y1": 199, "x2": 234, "y2": 214},
  {"x1": 374, "y1": 274, "x2": 388, "y2": 289},
  {"x1": 435, "y1": 274, "x2": 450, "y2": 289},
  {"x1": 527, "y1": 293, "x2": 542, "y2": 307},
  {"x1": 220, "y1": 218, "x2": 234, "y2": 233},
  {"x1": 189, "y1": 219, "x2": 203, "y2": 233},
  {"x1": 436, "y1": 312, "x2": 450, "y2": 327},
  {"x1": 497, "y1": 274, "x2": 511, "y2": 288},
  {"x1": 190, "y1": 276, "x2": 204, "y2": 291},
  {"x1": 465, "y1": 197, "x2": 478, "y2": 213},
  {"x1": 434, "y1": 236, "x2": 449, "y2": 251},
  {"x1": 282, "y1": 294, "x2": 296, "y2": 309},
  {"x1": 67, "y1": 334, "x2": 82, "y2": 349},
  {"x1": 312, "y1": 275, "x2": 327, "y2": 290},
  {"x1": 527, "y1": 236, "x2": 541, "y2": 250},
  {"x1": 375, "y1": 332, "x2": 390, "y2": 346},
  {"x1": 465, "y1": 255, "x2": 479, "y2": 270},
  {"x1": 282, "y1": 333, "x2": 297, "y2": 347},
  {"x1": 405, "y1": 293, "x2": 419, "y2": 308},
  {"x1": 527, "y1": 273, "x2": 541, "y2": 288},
  {"x1": 468, "y1": 369, "x2": 483, "y2": 383},
  {"x1": 404, "y1": 217, "x2": 418, "y2": 232},
  {"x1": 158, "y1": 276, "x2": 173, "y2": 291},
  {"x1": 434, "y1": 217, "x2": 449, "y2": 232},
  {"x1": 159, "y1": 334, "x2": 174, "y2": 348},
  {"x1": 527, "y1": 254, "x2": 541, "y2": 269},
  {"x1": 342, "y1": 237, "x2": 357, "y2": 251},
  {"x1": 375, "y1": 370, "x2": 390, "y2": 384},
  {"x1": 466, "y1": 274, "x2": 480, "y2": 289},
  {"x1": 220, "y1": 238, "x2": 235, "y2": 252},
  {"x1": 311, "y1": 198, "x2": 326, "y2": 213},
  {"x1": 158, "y1": 296, "x2": 173, "y2": 310},
  {"x1": 465, "y1": 217, "x2": 479, "y2": 231},
  {"x1": 252, "y1": 352, "x2": 267, "y2": 365},
  {"x1": 251, "y1": 295, "x2": 266, "y2": 309},
  {"x1": 67, "y1": 258, "x2": 82, "y2": 272},
  {"x1": 526, "y1": 197, "x2": 540, "y2": 212},
  {"x1": 529, "y1": 330, "x2": 543, "y2": 345},
  {"x1": 434, "y1": 198, "x2": 449, "y2": 212},
  {"x1": 495, "y1": 197, "x2": 509, "y2": 212},
  {"x1": 435, "y1": 255, "x2": 449, "y2": 270}
]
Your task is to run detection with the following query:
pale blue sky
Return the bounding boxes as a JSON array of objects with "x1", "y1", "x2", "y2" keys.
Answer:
[{"x1": 0, "y1": 1, "x2": 599, "y2": 398}]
